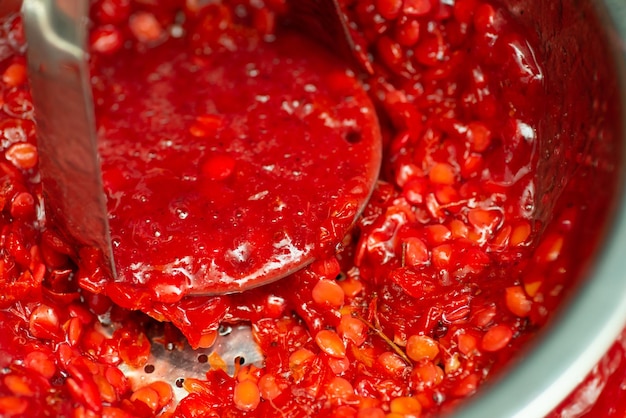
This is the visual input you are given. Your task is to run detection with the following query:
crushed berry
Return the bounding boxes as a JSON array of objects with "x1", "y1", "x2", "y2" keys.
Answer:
[
  {"x1": 0, "y1": 1, "x2": 622, "y2": 417},
  {"x1": 86, "y1": 23, "x2": 381, "y2": 298}
]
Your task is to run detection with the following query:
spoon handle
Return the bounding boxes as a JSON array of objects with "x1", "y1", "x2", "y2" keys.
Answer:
[
  {"x1": 287, "y1": 0, "x2": 373, "y2": 75},
  {"x1": 22, "y1": 0, "x2": 115, "y2": 275}
]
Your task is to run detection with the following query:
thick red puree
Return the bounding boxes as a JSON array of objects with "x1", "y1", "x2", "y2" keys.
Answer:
[
  {"x1": 86, "y1": 26, "x2": 380, "y2": 299},
  {"x1": 0, "y1": 0, "x2": 622, "y2": 417}
]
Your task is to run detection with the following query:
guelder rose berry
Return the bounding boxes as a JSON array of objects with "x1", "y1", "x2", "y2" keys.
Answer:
[{"x1": 0, "y1": 1, "x2": 616, "y2": 417}]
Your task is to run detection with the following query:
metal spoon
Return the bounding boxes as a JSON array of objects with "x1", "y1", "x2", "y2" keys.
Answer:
[
  {"x1": 113, "y1": 323, "x2": 264, "y2": 404},
  {"x1": 286, "y1": 0, "x2": 374, "y2": 75},
  {"x1": 22, "y1": 0, "x2": 376, "y2": 295}
]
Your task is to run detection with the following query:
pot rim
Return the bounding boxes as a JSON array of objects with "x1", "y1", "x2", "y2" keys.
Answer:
[{"x1": 453, "y1": 1, "x2": 626, "y2": 417}]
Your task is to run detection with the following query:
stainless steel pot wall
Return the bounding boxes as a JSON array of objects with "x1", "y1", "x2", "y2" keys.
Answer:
[{"x1": 455, "y1": 0, "x2": 626, "y2": 416}]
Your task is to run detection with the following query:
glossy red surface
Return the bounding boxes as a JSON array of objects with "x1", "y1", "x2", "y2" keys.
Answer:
[
  {"x1": 86, "y1": 27, "x2": 380, "y2": 298},
  {"x1": 0, "y1": 0, "x2": 623, "y2": 417}
]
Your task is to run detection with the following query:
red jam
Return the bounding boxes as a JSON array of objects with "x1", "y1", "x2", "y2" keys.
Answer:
[
  {"x1": 87, "y1": 24, "x2": 381, "y2": 298},
  {"x1": 0, "y1": 0, "x2": 622, "y2": 417}
]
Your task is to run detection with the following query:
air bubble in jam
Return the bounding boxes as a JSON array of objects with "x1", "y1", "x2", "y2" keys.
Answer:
[{"x1": 0, "y1": 1, "x2": 621, "y2": 417}]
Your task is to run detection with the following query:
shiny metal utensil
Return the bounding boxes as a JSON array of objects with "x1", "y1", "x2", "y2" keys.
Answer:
[
  {"x1": 22, "y1": 0, "x2": 373, "y2": 294},
  {"x1": 287, "y1": 0, "x2": 373, "y2": 74},
  {"x1": 113, "y1": 323, "x2": 263, "y2": 403},
  {"x1": 22, "y1": 0, "x2": 115, "y2": 274}
]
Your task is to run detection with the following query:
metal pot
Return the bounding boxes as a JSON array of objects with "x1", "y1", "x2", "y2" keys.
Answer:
[{"x1": 456, "y1": 0, "x2": 626, "y2": 416}]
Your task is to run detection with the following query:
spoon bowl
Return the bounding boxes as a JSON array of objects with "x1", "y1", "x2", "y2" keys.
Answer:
[{"x1": 23, "y1": 0, "x2": 382, "y2": 297}]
